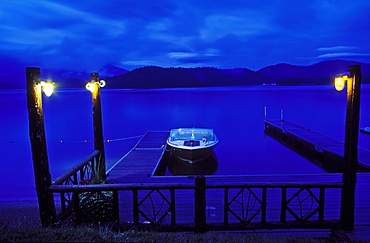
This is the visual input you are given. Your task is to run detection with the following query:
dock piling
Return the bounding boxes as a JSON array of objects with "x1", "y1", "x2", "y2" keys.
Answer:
[
  {"x1": 26, "y1": 67, "x2": 56, "y2": 227},
  {"x1": 340, "y1": 65, "x2": 362, "y2": 230},
  {"x1": 88, "y1": 73, "x2": 106, "y2": 181}
]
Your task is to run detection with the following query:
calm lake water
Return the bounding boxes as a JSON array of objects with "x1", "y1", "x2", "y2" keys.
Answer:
[{"x1": 1, "y1": 85, "x2": 370, "y2": 200}]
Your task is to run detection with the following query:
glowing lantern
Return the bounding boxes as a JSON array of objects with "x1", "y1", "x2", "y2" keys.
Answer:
[
  {"x1": 85, "y1": 82, "x2": 96, "y2": 92},
  {"x1": 334, "y1": 72, "x2": 351, "y2": 91},
  {"x1": 39, "y1": 80, "x2": 55, "y2": 97},
  {"x1": 86, "y1": 80, "x2": 106, "y2": 92},
  {"x1": 335, "y1": 76, "x2": 345, "y2": 91},
  {"x1": 99, "y1": 80, "x2": 106, "y2": 87}
]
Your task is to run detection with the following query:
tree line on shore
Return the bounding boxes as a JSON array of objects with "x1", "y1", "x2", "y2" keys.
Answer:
[{"x1": 1, "y1": 60, "x2": 369, "y2": 89}]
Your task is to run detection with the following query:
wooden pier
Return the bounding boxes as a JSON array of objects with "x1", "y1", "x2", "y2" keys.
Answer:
[
  {"x1": 108, "y1": 131, "x2": 170, "y2": 181},
  {"x1": 264, "y1": 119, "x2": 370, "y2": 172}
]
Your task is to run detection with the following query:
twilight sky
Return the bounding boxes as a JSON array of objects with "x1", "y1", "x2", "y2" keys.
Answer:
[{"x1": 1, "y1": 0, "x2": 370, "y2": 75}]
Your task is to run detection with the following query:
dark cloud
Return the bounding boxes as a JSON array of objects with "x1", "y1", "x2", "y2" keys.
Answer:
[{"x1": 0, "y1": 0, "x2": 369, "y2": 74}]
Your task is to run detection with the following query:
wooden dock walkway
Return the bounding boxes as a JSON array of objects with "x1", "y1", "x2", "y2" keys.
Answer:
[
  {"x1": 264, "y1": 119, "x2": 370, "y2": 172},
  {"x1": 107, "y1": 131, "x2": 169, "y2": 181},
  {"x1": 105, "y1": 129, "x2": 370, "y2": 241}
]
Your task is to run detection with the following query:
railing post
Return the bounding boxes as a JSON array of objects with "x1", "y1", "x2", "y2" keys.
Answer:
[
  {"x1": 133, "y1": 189, "x2": 139, "y2": 225},
  {"x1": 194, "y1": 175, "x2": 207, "y2": 233},
  {"x1": 261, "y1": 187, "x2": 267, "y2": 223},
  {"x1": 319, "y1": 187, "x2": 325, "y2": 222},
  {"x1": 280, "y1": 187, "x2": 287, "y2": 223},
  {"x1": 73, "y1": 192, "x2": 81, "y2": 224},
  {"x1": 170, "y1": 189, "x2": 176, "y2": 226},
  {"x1": 224, "y1": 188, "x2": 229, "y2": 225},
  {"x1": 113, "y1": 190, "x2": 120, "y2": 223},
  {"x1": 26, "y1": 67, "x2": 56, "y2": 227}
]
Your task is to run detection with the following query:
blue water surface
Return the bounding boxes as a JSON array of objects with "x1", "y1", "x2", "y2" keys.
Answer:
[{"x1": 1, "y1": 85, "x2": 370, "y2": 200}]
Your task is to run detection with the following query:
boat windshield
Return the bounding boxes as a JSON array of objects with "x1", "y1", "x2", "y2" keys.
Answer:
[{"x1": 169, "y1": 129, "x2": 215, "y2": 141}]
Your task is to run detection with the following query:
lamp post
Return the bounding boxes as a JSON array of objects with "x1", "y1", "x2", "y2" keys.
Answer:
[
  {"x1": 335, "y1": 65, "x2": 362, "y2": 230},
  {"x1": 26, "y1": 67, "x2": 56, "y2": 227},
  {"x1": 86, "y1": 73, "x2": 106, "y2": 181}
]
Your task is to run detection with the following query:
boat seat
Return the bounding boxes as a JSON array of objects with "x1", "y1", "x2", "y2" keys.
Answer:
[{"x1": 184, "y1": 141, "x2": 200, "y2": 147}]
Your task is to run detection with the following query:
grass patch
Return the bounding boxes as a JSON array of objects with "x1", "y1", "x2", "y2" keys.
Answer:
[
  {"x1": 0, "y1": 224, "x2": 355, "y2": 242},
  {"x1": 0, "y1": 202, "x2": 356, "y2": 242}
]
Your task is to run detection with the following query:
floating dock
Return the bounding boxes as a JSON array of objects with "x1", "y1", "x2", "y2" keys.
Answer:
[{"x1": 264, "y1": 119, "x2": 370, "y2": 172}]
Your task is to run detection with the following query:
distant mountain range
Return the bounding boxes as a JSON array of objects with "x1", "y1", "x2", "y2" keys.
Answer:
[
  {"x1": 105, "y1": 60, "x2": 370, "y2": 88},
  {"x1": 257, "y1": 60, "x2": 370, "y2": 86},
  {"x1": 1, "y1": 60, "x2": 369, "y2": 89},
  {"x1": 105, "y1": 66, "x2": 273, "y2": 89}
]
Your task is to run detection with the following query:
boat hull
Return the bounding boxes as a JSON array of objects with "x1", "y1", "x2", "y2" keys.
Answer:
[
  {"x1": 168, "y1": 151, "x2": 218, "y2": 175},
  {"x1": 170, "y1": 145, "x2": 216, "y2": 163}
]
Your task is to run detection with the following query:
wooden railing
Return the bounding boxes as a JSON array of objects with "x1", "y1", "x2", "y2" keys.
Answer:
[
  {"x1": 50, "y1": 172, "x2": 344, "y2": 231},
  {"x1": 50, "y1": 150, "x2": 120, "y2": 223},
  {"x1": 53, "y1": 150, "x2": 101, "y2": 186}
]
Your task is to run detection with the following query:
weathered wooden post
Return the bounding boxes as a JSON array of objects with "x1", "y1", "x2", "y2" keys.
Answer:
[
  {"x1": 194, "y1": 175, "x2": 207, "y2": 233},
  {"x1": 340, "y1": 65, "x2": 362, "y2": 230},
  {"x1": 26, "y1": 67, "x2": 56, "y2": 227},
  {"x1": 86, "y1": 73, "x2": 106, "y2": 181}
]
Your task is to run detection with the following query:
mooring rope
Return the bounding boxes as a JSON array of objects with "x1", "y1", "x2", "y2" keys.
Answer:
[
  {"x1": 105, "y1": 135, "x2": 143, "y2": 143},
  {"x1": 0, "y1": 135, "x2": 143, "y2": 144}
]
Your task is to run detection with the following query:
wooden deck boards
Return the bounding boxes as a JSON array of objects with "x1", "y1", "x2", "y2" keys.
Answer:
[{"x1": 106, "y1": 129, "x2": 370, "y2": 240}]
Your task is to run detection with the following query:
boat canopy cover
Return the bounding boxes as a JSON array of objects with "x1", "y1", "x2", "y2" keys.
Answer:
[{"x1": 169, "y1": 128, "x2": 216, "y2": 142}]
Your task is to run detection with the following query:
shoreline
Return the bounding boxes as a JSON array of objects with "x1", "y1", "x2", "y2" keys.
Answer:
[{"x1": 0, "y1": 200, "x2": 41, "y2": 228}]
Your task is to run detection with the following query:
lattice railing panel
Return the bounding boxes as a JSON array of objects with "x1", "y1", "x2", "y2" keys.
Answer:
[
  {"x1": 285, "y1": 187, "x2": 321, "y2": 221},
  {"x1": 135, "y1": 189, "x2": 173, "y2": 224},
  {"x1": 226, "y1": 187, "x2": 265, "y2": 224}
]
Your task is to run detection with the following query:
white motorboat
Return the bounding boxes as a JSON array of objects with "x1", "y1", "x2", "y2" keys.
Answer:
[{"x1": 167, "y1": 128, "x2": 218, "y2": 163}]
